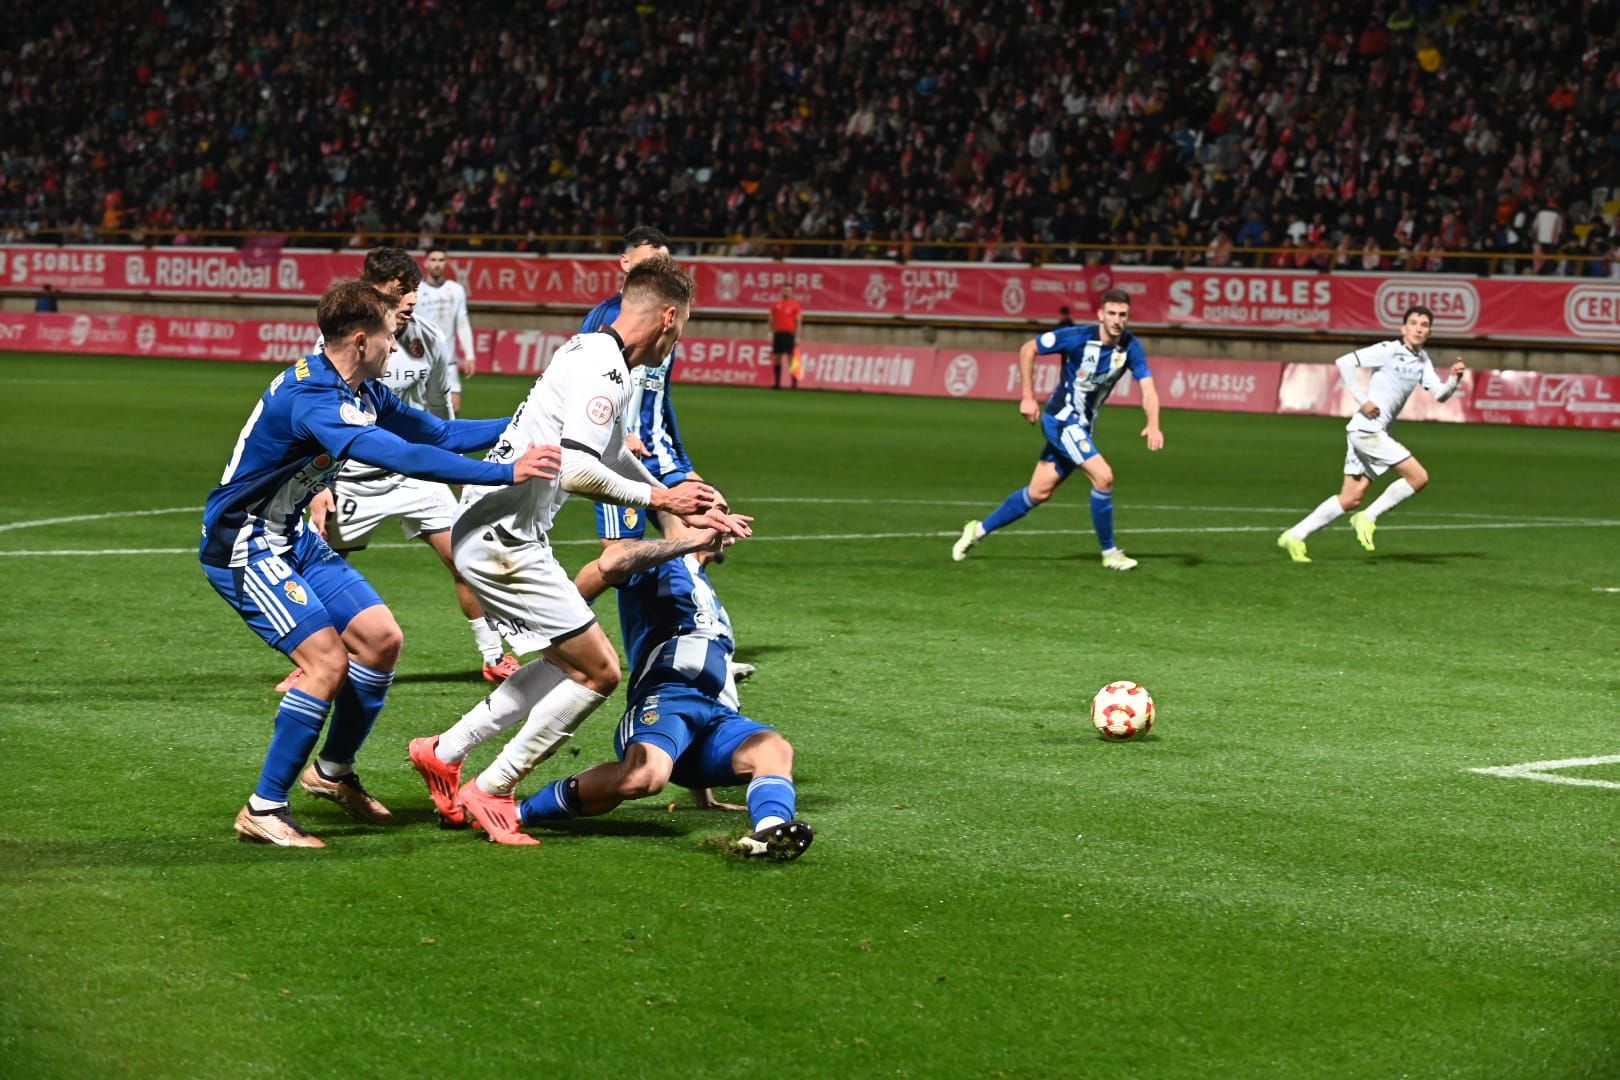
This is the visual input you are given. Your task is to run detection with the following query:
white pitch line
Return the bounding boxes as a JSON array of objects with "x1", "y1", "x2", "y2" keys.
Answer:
[
  {"x1": 1594, "y1": 587, "x2": 1620, "y2": 594},
  {"x1": 0, "y1": 507, "x2": 196, "y2": 533},
  {"x1": 1469, "y1": 755, "x2": 1620, "y2": 790},
  {"x1": 0, "y1": 502, "x2": 1608, "y2": 535},
  {"x1": 3, "y1": 518, "x2": 1618, "y2": 559}
]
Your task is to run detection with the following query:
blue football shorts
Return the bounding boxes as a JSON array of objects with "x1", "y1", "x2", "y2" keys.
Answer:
[
  {"x1": 614, "y1": 685, "x2": 772, "y2": 789},
  {"x1": 593, "y1": 465, "x2": 693, "y2": 540},
  {"x1": 201, "y1": 528, "x2": 385, "y2": 655},
  {"x1": 1039, "y1": 412, "x2": 1102, "y2": 478}
]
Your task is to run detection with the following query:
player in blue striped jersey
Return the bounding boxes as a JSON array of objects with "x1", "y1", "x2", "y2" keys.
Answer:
[
  {"x1": 952, "y1": 289, "x2": 1164, "y2": 570},
  {"x1": 201, "y1": 279, "x2": 560, "y2": 847},
  {"x1": 517, "y1": 514, "x2": 812, "y2": 861}
]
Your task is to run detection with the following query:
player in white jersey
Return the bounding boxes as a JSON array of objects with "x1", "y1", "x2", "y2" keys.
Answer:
[
  {"x1": 407, "y1": 256, "x2": 753, "y2": 845},
  {"x1": 417, "y1": 247, "x2": 477, "y2": 410},
  {"x1": 276, "y1": 249, "x2": 520, "y2": 691},
  {"x1": 1278, "y1": 306, "x2": 1466, "y2": 562}
]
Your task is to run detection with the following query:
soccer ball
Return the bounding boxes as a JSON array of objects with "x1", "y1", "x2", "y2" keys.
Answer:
[{"x1": 1091, "y1": 681, "x2": 1155, "y2": 740}]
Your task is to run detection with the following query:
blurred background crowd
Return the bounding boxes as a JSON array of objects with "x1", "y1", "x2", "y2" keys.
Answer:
[{"x1": 2, "y1": 0, "x2": 1617, "y2": 273}]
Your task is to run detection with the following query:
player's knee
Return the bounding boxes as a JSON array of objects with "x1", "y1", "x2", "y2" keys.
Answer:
[
  {"x1": 618, "y1": 761, "x2": 670, "y2": 800},
  {"x1": 737, "y1": 732, "x2": 795, "y2": 778},
  {"x1": 1407, "y1": 467, "x2": 1430, "y2": 491},
  {"x1": 1090, "y1": 469, "x2": 1115, "y2": 492},
  {"x1": 580, "y1": 659, "x2": 620, "y2": 697},
  {"x1": 1339, "y1": 492, "x2": 1362, "y2": 510},
  {"x1": 366, "y1": 617, "x2": 404, "y2": 666},
  {"x1": 1027, "y1": 484, "x2": 1053, "y2": 505}
]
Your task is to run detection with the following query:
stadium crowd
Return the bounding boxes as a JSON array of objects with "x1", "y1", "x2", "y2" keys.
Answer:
[{"x1": 2, "y1": 0, "x2": 1617, "y2": 273}]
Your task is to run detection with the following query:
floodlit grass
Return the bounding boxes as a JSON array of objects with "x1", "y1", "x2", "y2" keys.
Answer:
[{"x1": 1, "y1": 353, "x2": 1617, "y2": 1077}]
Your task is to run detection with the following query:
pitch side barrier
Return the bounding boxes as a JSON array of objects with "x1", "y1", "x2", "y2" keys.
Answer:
[
  {"x1": 3, "y1": 246, "x2": 1618, "y2": 346},
  {"x1": 1, "y1": 311, "x2": 1614, "y2": 431}
]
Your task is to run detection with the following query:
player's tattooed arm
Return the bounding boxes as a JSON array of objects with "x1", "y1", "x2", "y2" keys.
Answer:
[{"x1": 598, "y1": 534, "x2": 719, "y2": 585}]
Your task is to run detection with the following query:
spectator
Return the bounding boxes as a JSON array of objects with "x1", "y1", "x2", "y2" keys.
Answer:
[
  {"x1": 0, "y1": 0, "x2": 1613, "y2": 277},
  {"x1": 34, "y1": 284, "x2": 58, "y2": 313}
]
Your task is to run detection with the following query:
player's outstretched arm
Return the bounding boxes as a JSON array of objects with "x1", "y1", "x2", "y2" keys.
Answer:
[
  {"x1": 344, "y1": 426, "x2": 520, "y2": 486},
  {"x1": 1138, "y1": 376, "x2": 1164, "y2": 450},
  {"x1": 380, "y1": 407, "x2": 509, "y2": 454},
  {"x1": 574, "y1": 530, "x2": 727, "y2": 600}
]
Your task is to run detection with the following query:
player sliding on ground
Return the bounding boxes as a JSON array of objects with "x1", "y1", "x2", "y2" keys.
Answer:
[
  {"x1": 1278, "y1": 305, "x2": 1466, "y2": 562},
  {"x1": 513, "y1": 508, "x2": 811, "y2": 861}
]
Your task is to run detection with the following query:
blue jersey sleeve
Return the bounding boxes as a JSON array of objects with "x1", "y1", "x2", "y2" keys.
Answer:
[
  {"x1": 1126, "y1": 338, "x2": 1152, "y2": 381},
  {"x1": 379, "y1": 408, "x2": 509, "y2": 454},
  {"x1": 344, "y1": 427, "x2": 515, "y2": 486},
  {"x1": 288, "y1": 385, "x2": 381, "y2": 461},
  {"x1": 580, "y1": 296, "x2": 622, "y2": 333},
  {"x1": 1034, "y1": 326, "x2": 1087, "y2": 355}
]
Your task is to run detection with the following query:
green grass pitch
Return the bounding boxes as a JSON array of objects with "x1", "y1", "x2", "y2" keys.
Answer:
[{"x1": 1, "y1": 352, "x2": 1616, "y2": 1077}]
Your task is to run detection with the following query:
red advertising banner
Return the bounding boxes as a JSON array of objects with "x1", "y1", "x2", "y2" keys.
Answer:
[
  {"x1": 4, "y1": 244, "x2": 1617, "y2": 343},
  {"x1": 2, "y1": 309, "x2": 1614, "y2": 429}
]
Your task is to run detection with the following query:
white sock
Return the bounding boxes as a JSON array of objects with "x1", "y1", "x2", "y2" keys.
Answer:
[
  {"x1": 477, "y1": 679, "x2": 608, "y2": 794},
  {"x1": 436, "y1": 659, "x2": 567, "y2": 764},
  {"x1": 754, "y1": 815, "x2": 785, "y2": 831},
  {"x1": 973, "y1": 522, "x2": 986, "y2": 540},
  {"x1": 1363, "y1": 479, "x2": 1415, "y2": 522},
  {"x1": 1291, "y1": 496, "x2": 1346, "y2": 539},
  {"x1": 471, "y1": 618, "x2": 505, "y2": 665},
  {"x1": 314, "y1": 756, "x2": 353, "y2": 778},
  {"x1": 247, "y1": 794, "x2": 287, "y2": 812}
]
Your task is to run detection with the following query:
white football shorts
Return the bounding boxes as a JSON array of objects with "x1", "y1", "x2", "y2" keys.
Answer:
[
  {"x1": 452, "y1": 526, "x2": 594, "y2": 655},
  {"x1": 327, "y1": 474, "x2": 457, "y2": 550},
  {"x1": 1343, "y1": 430, "x2": 1412, "y2": 478}
]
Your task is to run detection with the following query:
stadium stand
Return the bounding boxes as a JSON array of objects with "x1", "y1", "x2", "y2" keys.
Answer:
[{"x1": 1, "y1": 1, "x2": 1616, "y2": 273}]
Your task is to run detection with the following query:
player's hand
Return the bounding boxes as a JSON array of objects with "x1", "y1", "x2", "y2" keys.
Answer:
[
  {"x1": 307, "y1": 489, "x2": 335, "y2": 539},
  {"x1": 1141, "y1": 425, "x2": 1165, "y2": 451},
  {"x1": 690, "y1": 787, "x2": 746, "y2": 812},
  {"x1": 512, "y1": 442, "x2": 562, "y2": 482},
  {"x1": 1359, "y1": 401, "x2": 1382, "y2": 419},
  {"x1": 651, "y1": 480, "x2": 718, "y2": 516},
  {"x1": 682, "y1": 507, "x2": 753, "y2": 538},
  {"x1": 624, "y1": 433, "x2": 650, "y2": 458},
  {"x1": 1019, "y1": 396, "x2": 1041, "y2": 424},
  {"x1": 460, "y1": 358, "x2": 476, "y2": 379},
  {"x1": 1450, "y1": 358, "x2": 1467, "y2": 379}
]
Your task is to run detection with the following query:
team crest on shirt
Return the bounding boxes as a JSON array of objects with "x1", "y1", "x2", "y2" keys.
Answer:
[
  {"x1": 283, "y1": 581, "x2": 308, "y2": 605},
  {"x1": 624, "y1": 508, "x2": 639, "y2": 529},
  {"x1": 339, "y1": 402, "x2": 375, "y2": 426},
  {"x1": 639, "y1": 710, "x2": 658, "y2": 726},
  {"x1": 586, "y1": 396, "x2": 614, "y2": 425},
  {"x1": 408, "y1": 339, "x2": 425, "y2": 358}
]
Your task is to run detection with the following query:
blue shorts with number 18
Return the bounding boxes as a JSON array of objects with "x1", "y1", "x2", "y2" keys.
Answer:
[
  {"x1": 1039, "y1": 412, "x2": 1102, "y2": 478},
  {"x1": 200, "y1": 528, "x2": 384, "y2": 655}
]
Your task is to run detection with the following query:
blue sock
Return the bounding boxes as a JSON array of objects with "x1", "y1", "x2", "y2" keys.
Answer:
[
  {"x1": 1090, "y1": 488, "x2": 1116, "y2": 551},
  {"x1": 520, "y1": 775, "x2": 583, "y2": 825},
  {"x1": 746, "y1": 774, "x2": 797, "y2": 829},
  {"x1": 255, "y1": 689, "x2": 331, "y2": 803},
  {"x1": 981, "y1": 487, "x2": 1037, "y2": 535},
  {"x1": 318, "y1": 660, "x2": 394, "y2": 766}
]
